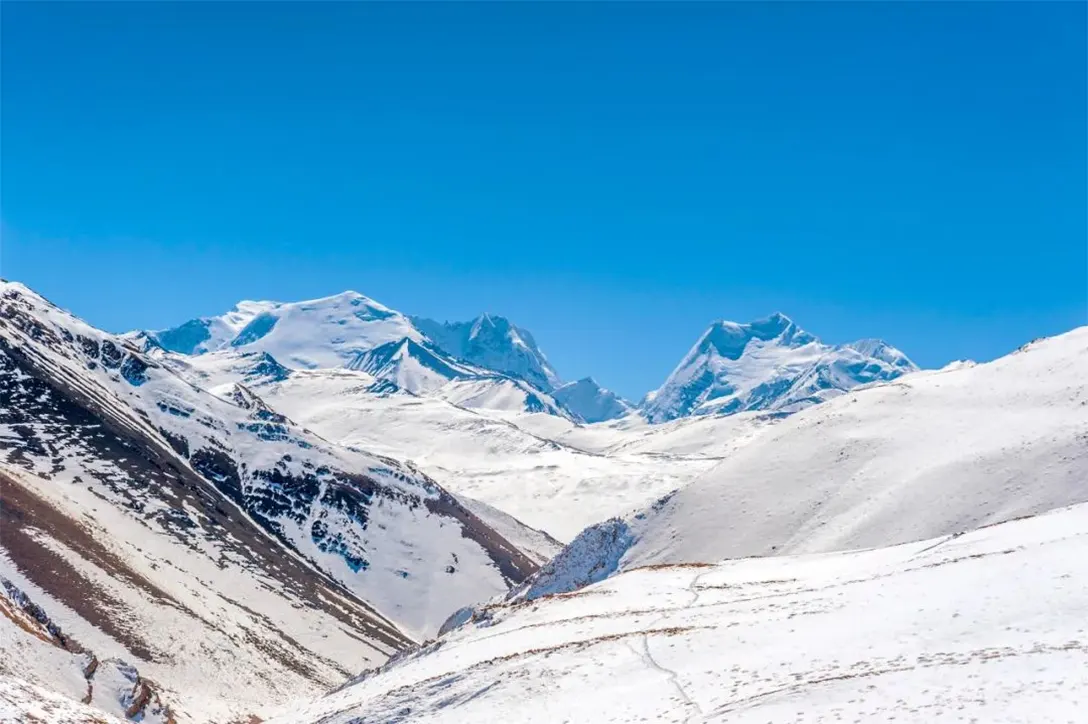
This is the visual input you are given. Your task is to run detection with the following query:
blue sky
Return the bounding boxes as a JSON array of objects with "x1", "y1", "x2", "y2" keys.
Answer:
[{"x1": 2, "y1": 2, "x2": 1085, "y2": 399}]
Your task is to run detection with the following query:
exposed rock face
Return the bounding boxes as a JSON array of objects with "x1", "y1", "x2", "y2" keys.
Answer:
[{"x1": 0, "y1": 280, "x2": 545, "y2": 720}]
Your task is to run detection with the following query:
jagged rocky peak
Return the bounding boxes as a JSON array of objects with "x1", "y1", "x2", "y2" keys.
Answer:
[
  {"x1": 641, "y1": 312, "x2": 917, "y2": 423},
  {"x1": 552, "y1": 377, "x2": 633, "y2": 424}
]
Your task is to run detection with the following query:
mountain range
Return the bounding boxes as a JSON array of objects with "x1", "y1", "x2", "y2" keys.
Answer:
[
  {"x1": 5, "y1": 278, "x2": 1084, "y2": 723},
  {"x1": 0, "y1": 281, "x2": 548, "y2": 720},
  {"x1": 142, "y1": 291, "x2": 918, "y2": 425}
]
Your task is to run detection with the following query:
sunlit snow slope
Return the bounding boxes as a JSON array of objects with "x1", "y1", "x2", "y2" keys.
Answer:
[{"x1": 276, "y1": 502, "x2": 1088, "y2": 723}]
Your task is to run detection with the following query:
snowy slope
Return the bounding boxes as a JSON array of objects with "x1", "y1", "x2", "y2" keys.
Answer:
[
  {"x1": 552, "y1": 377, "x2": 634, "y2": 423},
  {"x1": 228, "y1": 367, "x2": 773, "y2": 540},
  {"x1": 346, "y1": 337, "x2": 480, "y2": 395},
  {"x1": 137, "y1": 343, "x2": 768, "y2": 541},
  {"x1": 411, "y1": 314, "x2": 560, "y2": 392},
  {"x1": 642, "y1": 312, "x2": 917, "y2": 422},
  {"x1": 275, "y1": 501, "x2": 1088, "y2": 723},
  {"x1": 0, "y1": 283, "x2": 541, "y2": 653},
  {"x1": 454, "y1": 495, "x2": 563, "y2": 566},
  {"x1": 1, "y1": 673, "x2": 128, "y2": 724},
  {"x1": 436, "y1": 376, "x2": 571, "y2": 418},
  {"x1": 0, "y1": 570, "x2": 172, "y2": 723},
  {"x1": 529, "y1": 326, "x2": 1088, "y2": 592}
]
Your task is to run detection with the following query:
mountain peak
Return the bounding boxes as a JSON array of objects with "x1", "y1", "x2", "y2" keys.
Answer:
[
  {"x1": 412, "y1": 314, "x2": 559, "y2": 392},
  {"x1": 642, "y1": 314, "x2": 915, "y2": 422},
  {"x1": 554, "y1": 376, "x2": 633, "y2": 424},
  {"x1": 698, "y1": 313, "x2": 814, "y2": 361}
]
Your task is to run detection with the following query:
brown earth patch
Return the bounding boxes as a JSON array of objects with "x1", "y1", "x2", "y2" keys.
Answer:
[{"x1": 0, "y1": 470, "x2": 169, "y2": 661}]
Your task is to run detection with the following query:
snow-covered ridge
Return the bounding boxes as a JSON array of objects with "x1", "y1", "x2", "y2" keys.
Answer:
[
  {"x1": 525, "y1": 325, "x2": 1088, "y2": 596},
  {"x1": 0, "y1": 280, "x2": 552, "y2": 720},
  {"x1": 143, "y1": 294, "x2": 573, "y2": 418},
  {"x1": 641, "y1": 312, "x2": 918, "y2": 422},
  {"x1": 145, "y1": 293, "x2": 920, "y2": 426}
]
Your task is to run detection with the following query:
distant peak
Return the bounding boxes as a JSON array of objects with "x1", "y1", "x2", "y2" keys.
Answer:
[
  {"x1": 748, "y1": 311, "x2": 795, "y2": 335},
  {"x1": 474, "y1": 312, "x2": 511, "y2": 327},
  {"x1": 559, "y1": 376, "x2": 601, "y2": 390},
  {"x1": 695, "y1": 313, "x2": 814, "y2": 360},
  {"x1": 470, "y1": 313, "x2": 514, "y2": 338}
]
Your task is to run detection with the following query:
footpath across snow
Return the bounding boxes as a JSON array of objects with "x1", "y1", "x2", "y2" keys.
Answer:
[{"x1": 275, "y1": 501, "x2": 1088, "y2": 723}]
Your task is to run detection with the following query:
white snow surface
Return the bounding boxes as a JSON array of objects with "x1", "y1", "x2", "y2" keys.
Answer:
[
  {"x1": 0, "y1": 468, "x2": 382, "y2": 723},
  {"x1": 215, "y1": 365, "x2": 774, "y2": 540},
  {"x1": 454, "y1": 495, "x2": 563, "y2": 566},
  {"x1": 275, "y1": 501, "x2": 1088, "y2": 723},
  {"x1": 1, "y1": 674, "x2": 126, "y2": 724}
]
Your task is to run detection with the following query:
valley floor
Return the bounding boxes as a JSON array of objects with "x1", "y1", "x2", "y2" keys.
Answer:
[{"x1": 276, "y1": 501, "x2": 1088, "y2": 723}]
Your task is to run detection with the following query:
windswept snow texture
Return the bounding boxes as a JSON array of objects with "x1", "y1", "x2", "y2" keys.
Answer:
[
  {"x1": 411, "y1": 314, "x2": 560, "y2": 392},
  {"x1": 542, "y1": 327, "x2": 1088, "y2": 585},
  {"x1": 641, "y1": 312, "x2": 918, "y2": 422},
  {"x1": 552, "y1": 377, "x2": 634, "y2": 423},
  {"x1": 276, "y1": 502, "x2": 1088, "y2": 724}
]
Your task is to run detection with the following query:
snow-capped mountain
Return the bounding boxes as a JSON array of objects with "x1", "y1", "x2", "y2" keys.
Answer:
[
  {"x1": 640, "y1": 312, "x2": 917, "y2": 422},
  {"x1": 150, "y1": 294, "x2": 924, "y2": 427},
  {"x1": 8, "y1": 277, "x2": 1086, "y2": 723},
  {"x1": 522, "y1": 326, "x2": 1088, "y2": 598},
  {"x1": 342, "y1": 336, "x2": 572, "y2": 418},
  {"x1": 0, "y1": 281, "x2": 546, "y2": 721},
  {"x1": 143, "y1": 294, "x2": 579, "y2": 418},
  {"x1": 146, "y1": 291, "x2": 422, "y2": 369},
  {"x1": 411, "y1": 314, "x2": 561, "y2": 392},
  {"x1": 552, "y1": 377, "x2": 634, "y2": 423}
]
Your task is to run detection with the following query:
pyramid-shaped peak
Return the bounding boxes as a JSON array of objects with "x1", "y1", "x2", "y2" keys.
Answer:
[{"x1": 471, "y1": 313, "x2": 513, "y2": 333}]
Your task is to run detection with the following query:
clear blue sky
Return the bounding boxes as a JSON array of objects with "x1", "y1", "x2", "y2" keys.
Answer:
[{"x1": 2, "y1": 2, "x2": 1085, "y2": 399}]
